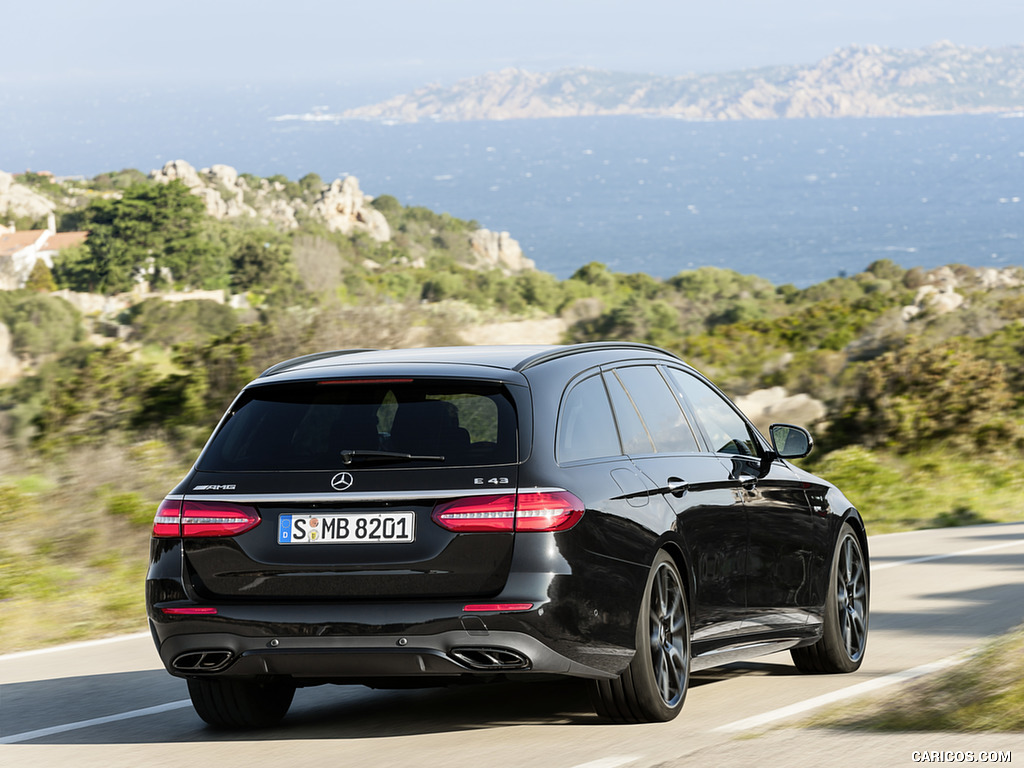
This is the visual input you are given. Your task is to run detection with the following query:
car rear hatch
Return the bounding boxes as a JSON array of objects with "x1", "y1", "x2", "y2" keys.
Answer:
[{"x1": 173, "y1": 375, "x2": 526, "y2": 601}]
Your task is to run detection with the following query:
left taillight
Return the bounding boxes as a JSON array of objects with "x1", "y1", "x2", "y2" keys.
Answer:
[
  {"x1": 431, "y1": 494, "x2": 517, "y2": 532},
  {"x1": 153, "y1": 498, "x2": 182, "y2": 537},
  {"x1": 152, "y1": 499, "x2": 261, "y2": 538}
]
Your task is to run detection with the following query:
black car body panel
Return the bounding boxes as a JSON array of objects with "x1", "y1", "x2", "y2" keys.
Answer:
[{"x1": 146, "y1": 343, "x2": 868, "y2": 722}]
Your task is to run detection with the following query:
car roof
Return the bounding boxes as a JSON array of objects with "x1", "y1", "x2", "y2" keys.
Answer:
[{"x1": 258, "y1": 342, "x2": 682, "y2": 381}]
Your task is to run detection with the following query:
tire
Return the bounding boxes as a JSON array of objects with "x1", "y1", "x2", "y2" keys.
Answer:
[
  {"x1": 590, "y1": 550, "x2": 690, "y2": 722},
  {"x1": 791, "y1": 522, "x2": 869, "y2": 674},
  {"x1": 187, "y1": 677, "x2": 296, "y2": 729}
]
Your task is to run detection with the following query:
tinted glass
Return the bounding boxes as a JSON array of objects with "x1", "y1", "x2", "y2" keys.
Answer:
[
  {"x1": 666, "y1": 369, "x2": 758, "y2": 457},
  {"x1": 556, "y1": 374, "x2": 622, "y2": 462},
  {"x1": 614, "y1": 366, "x2": 700, "y2": 453},
  {"x1": 199, "y1": 380, "x2": 517, "y2": 470},
  {"x1": 604, "y1": 372, "x2": 655, "y2": 455}
]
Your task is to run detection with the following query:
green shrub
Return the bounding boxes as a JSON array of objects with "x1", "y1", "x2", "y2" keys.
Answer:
[
  {"x1": 829, "y1": 340, "x2": 1020, "y2": 452},
  {"x1": 127, "y1": 298, "x2": 238, "y2": 347},
  {"x1": 0, "y1": 291, "x2": 84, "y2": 358}
]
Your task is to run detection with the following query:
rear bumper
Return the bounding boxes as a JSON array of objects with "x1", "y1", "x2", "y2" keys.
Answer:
[
  {"x1": 147, "y1": 535, "x2": 646, "y2": 683},
  {"x1": 153, "y1": 626, "x2": 615, "y2": 681}
]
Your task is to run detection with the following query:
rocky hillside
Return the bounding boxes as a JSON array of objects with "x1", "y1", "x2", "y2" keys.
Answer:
[
  {"x1": 0, "y1": 171, "x2": 57, "y2": 221},
  {"x1": 330, "y1": 41, "x2": 1024, "y2": 123},
  {"x1": 148, "y1": 161, "x2": 533, "y2": 273}
]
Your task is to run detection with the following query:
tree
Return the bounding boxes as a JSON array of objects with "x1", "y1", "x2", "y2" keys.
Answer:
[
  {"x1": 228, "y1": 233, "x2": 301, "y2": 304},
  {"x1": 56, "y1": 181, "x2": 226, "y2": 294},
  {"x1": 24, "y1": 260, "x2": 57, "y2": 293},
  {"x1": 31, "y1": 344, "x2": 158, "y2": 451}
]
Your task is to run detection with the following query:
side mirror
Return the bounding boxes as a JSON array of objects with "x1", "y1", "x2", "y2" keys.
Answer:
[{"x1": 769, "y1": 423, "x2": 813, "y2": 459}]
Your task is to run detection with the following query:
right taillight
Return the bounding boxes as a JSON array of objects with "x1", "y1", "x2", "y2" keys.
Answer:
[
  {"x1": 432, "y1": 492, "x2": 584, "y2": 533},
  {"x1": 152, "y1": 499, "x2": 261, "y2": 538},
  {"x1": 514, "y1": 491, "x2": 585, "y2": 532}
]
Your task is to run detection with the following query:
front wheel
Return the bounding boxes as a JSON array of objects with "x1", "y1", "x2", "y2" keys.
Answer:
[
  {"x1": 791, "y1": 522, "x2": 869, "y2": 673},
  {"x1": 590, "y1": 550, "x2": 690, "y2": 722},
  {"x1": 187, "y1": 677, "x2": 296, "y2": 729}
]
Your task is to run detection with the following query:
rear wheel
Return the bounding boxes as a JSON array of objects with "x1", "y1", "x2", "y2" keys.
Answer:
[
  {"x1": 590, "y1": 550, "x2": 690, "y2": 722},
  {"x1": 187, "y1": 677, "x2": 296, "y2": 729},
  {"x1": 791, "y1": 522, "x2": 868, "y2": 673}
]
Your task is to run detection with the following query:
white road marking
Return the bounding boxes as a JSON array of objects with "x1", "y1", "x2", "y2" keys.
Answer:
[
  {"x1": 714, "y1": 537, "x2": 1024, "y2": 733},
  {"x1": 0, "y1": 700, "x2": 192, "y2": 744},
  {"x1": 872, "y1": 539, "x2": 1024, "y2": 571},
  {"x1": 713, "y1": 653, "x2": 967, "y2": 733},
  {"x1": 568, "y1": 758, "x2": 640, "y2": 768},
  {"x1": 0, "y1": 631, "x2": 151, "y2": 662}
]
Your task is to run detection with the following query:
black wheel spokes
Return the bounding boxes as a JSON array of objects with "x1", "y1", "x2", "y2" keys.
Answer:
[
  {"x1": 836, "y1": 534, "x2": 867, "y2": 661},
  {"x1": 649, "y1": 563, "x2": 688, "y2": 706}
]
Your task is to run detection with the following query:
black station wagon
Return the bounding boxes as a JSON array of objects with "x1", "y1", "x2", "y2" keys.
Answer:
[{"x1": 146, "y1": 343, "x2": 869, "y2": 727}]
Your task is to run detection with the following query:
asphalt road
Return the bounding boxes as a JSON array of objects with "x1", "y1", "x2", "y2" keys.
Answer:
[{"x1": 3, "y1": 523, "x2": 1024, "y2": 767}]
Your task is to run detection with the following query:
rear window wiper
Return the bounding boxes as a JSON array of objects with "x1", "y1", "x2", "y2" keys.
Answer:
[{"x1": 340, "y1": 450, "x2": 445, "y2": 465}]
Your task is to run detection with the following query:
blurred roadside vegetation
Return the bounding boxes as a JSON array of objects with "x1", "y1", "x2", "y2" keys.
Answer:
[
  {"x1": 1, "y1": 168, "x2": 1023, "y2": 651},
  {"x1": 812, "y1": 622, "x2": 1024, "y2": 732}
]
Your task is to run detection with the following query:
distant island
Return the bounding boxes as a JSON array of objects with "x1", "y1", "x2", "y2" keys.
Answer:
[{"x1": 276, "y1": 41, "x2": 1024, "y2": 124}]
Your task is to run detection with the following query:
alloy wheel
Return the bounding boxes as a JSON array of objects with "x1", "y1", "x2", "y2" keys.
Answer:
[{"x1": 648, "y1": 561, "x2": 689, "y2": 706}]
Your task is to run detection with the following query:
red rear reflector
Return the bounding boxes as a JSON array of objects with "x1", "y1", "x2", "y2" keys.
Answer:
[
  {"x1": 161, "y1": 607, "x2": 219, "y2": 615},
  {"x1": 153, "y1": 499, "x2": 260, "y2": 537},
  {"x1": 432, "y1": 492, "x2": 585, "y2": 533},
  {"x1": 463, "y1": 603, "x2": 534, "y2": 613}
]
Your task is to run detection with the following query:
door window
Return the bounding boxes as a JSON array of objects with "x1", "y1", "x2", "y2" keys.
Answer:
[
  {"x1": 666, "y1": 369, "x2": 759, "y2": 457},
  {"x1": 604, "y1": 372, "x2": 655, "y2": 455},
  {"x1": 614, "y1": 366, "x2": 700, "y2": 453}
]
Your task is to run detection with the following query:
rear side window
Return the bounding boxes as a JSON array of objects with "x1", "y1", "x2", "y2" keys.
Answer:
[
  {"x1": 556, "y1": 374, "x2": 622, "y2": 463},
  {"x1": 199, "y1": 380, "x2": 517, "y2": 470}
]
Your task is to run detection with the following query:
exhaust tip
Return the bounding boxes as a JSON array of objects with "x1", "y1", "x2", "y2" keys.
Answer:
[
  {"x1": 172, "y1": 650, "x2": 234, "y2": 672},
  {"x1": 449, "y1": 647, "x2": 530, "y2": 670}
]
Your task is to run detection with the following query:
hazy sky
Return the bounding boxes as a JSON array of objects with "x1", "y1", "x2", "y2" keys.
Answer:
[{"x1": 6, "y1": 0, "x2": 1024, "y2": 93}]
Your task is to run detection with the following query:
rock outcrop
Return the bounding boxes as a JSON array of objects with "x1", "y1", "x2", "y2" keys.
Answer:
[
  {"x1": 150, "y1": 160, "x2": 298, "y2": 227},
  {"x1": 733, "y1": 387, "x2": 827, "y2": 436},
  {"x1": 150, "y1": 161, "x2": 390, "y2": 241},
  {"x1": 0, "y1": 171, "x2": 57, "y2": 222},
  {"x1": 0, "y1": 322, "x2": 21, "y2": 385},
  {"x1": 900, "y1": 265, "x2": 1022, "y2": 320},
  {"x1": 468, "y1": 229, "x2": 534, "y2": 274},
  {"x1": 311, "y1": 177, "x2": 390, "y2": 241}
]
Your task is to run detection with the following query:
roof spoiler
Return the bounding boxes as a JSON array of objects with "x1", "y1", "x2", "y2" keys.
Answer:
[{"x1": 258, "y1": 349, "x2": 378, "y2": 378}]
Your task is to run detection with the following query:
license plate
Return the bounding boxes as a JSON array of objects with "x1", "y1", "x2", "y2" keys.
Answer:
[{"x1": 278, "y1": 512, "x2": 415, "y2": 544}]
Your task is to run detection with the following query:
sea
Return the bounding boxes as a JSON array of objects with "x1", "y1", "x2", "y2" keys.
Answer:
[{"x1": 3, "y1": 85, "x2": 1022, "y2": 288}]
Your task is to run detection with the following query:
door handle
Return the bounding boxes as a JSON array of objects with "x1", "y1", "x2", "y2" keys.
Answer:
[{"x1": 666, "y1": 477, "x2": 689, "y2": 497}]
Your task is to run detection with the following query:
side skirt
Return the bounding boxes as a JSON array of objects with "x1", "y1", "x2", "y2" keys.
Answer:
[{"x1": 691, "y1": 635, "x2": 816, "y2": 672}]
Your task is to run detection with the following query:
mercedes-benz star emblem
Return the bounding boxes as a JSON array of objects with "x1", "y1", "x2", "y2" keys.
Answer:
[{"x1": 330, "y1": 472, "x2": 354, "y2": 491}]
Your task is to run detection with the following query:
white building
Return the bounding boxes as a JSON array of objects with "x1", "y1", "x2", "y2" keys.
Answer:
[{"x1": 0, "y1": 214, "x2": 88, "y2": 290}]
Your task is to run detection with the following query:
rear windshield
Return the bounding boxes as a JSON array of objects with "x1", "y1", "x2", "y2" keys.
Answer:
[{"x1": 198, "y1": 379, "x2": 518, "y2": 471}]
